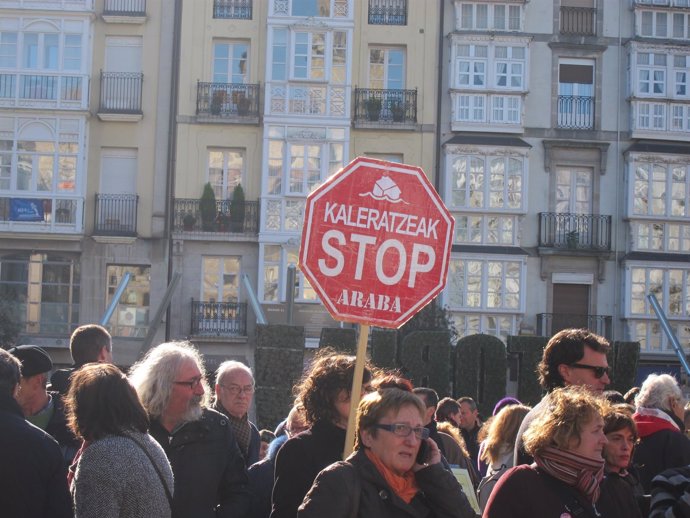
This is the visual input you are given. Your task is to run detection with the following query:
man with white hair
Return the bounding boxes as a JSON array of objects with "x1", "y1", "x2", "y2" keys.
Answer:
[
  {"x1": 213, "y1": 360, "x2": 260, "y2": 467},
  {"x1": 129, "y1": 341, "x2": 250, "y2": 518},
  {"x1": 633, "y1": 372, "x2": 690, "y2": 492}
]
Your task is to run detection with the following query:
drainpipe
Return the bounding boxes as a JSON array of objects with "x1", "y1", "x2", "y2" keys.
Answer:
[
  {"x1": 165, "y1": 0, "x2": 183, "y2": 340},
  {"x1": 434, "y1": 0, "x2": 446, "y2": 193}
]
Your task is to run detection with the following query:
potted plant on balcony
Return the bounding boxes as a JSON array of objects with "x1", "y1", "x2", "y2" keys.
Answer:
[
  {"x1": 390, "y1": 100, "x2": 405, "y2": 122},
  {"x1": 237, "y1": 94, "x2": 251, "y2": 116},
  {"x1": 215, "y1": 210, "x2": 230, "y2": 232},
  {"x1": 211, "y1": 90, "x2": 226, "y2": 115},
  {"x1": 229, "y1": 184, "x2": 246, "y2": 232},
  {"x1": 365, "y1": 97, "x2": 382, "y2": 121},
  {"x1": 566, "y1": 230, "x2": 579, "y2": 249},
  {"x1": 199, "y1": 182, "x2": 217, "y2": 231},
  {"x1": 182, "y1": 212, "x2": 196, "y2": 231}
]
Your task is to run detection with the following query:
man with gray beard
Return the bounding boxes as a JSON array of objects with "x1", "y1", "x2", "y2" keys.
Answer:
[{"x1": 129, "y1": 341, "x2": 250, "y2": 518}]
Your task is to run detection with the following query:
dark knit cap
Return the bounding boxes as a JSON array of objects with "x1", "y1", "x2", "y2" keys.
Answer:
[{"x1": 9, "y1": 345, "x2": 53, "y2": 378}]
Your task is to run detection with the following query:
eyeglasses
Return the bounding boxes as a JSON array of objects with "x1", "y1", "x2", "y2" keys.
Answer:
[
  {"x1": 373, "y1": 423, "x2": 430, "y2": 440},
  {"x1": 569, "y1": 363, "x2": 611, "y2": 379},
  {"x1": 220, "y1": 384, "x2": 255, "y2": 396},
  {"x1": 173, "y1": 377, "x2": 203, "y2": 389}
]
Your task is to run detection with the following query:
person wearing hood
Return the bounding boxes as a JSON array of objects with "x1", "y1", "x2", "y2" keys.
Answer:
[{"x1": 632, "y1": 373, "x2": 690, "y2": 492}]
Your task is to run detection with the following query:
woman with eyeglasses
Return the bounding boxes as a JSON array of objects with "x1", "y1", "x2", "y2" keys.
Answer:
[
  {"x1": 271, "y1": 349, "x2": 375, "y2": 518},
  {"x1": 297, "y1": 387, "x2": 476, "y2": 518},
  {"x1": 631, "y1": 373, "x2": 690, "y2": 492},
  {"x1": 484, "y1": 386, "x2": 611, "y2": 518}
]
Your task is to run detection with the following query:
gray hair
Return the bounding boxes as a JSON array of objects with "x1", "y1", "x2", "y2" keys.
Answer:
[
  {"x1": 635, "y1": 373, "x2": 683, "y2": 411},
  {"x1": 0, "y1": 349, "x2": 21, "y2": 396},
  {"x1": 215, "y1": 360, "x2": 254, "y2": 386},
  {"x1": 128, "y1": 341, "x2": 210, "y2": 419}
]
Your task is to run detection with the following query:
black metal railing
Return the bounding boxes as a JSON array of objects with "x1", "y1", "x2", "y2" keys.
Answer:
[
  {"x1": 354, "y1": 88, "x2": 417, "y2": 125},
  {"x1": 213, "y1": 0, "x2": 252, "y2": 19},
  {"x1": 557, "y1": 95, "x2": 594, "y2": 129},
  {"x1": 99, "y1": 71, "x2": 143, "y2": 114},
  {"x1": 191, "y1": 300, "x2": 247, "y2": 336},
  {"x1": 538, "y1": 213, "x2": 611, "y2": 251},
  {"x1": 560, "y1": 7, "x2": 596, "y2": 35},
  {"x1": 173, "y1": 198, "x2": 259, "y2": 235},
  {"x1": 537, "y1": 313, "x2": 612, "y2": 339},
  {"x1": 103, "y1": 0, "x2": 146, "y2": 16},
  {"x1": 368, "y1": 0, "x2": 407, "y2": 25},
  {"x1": 196, "y1": 82, "x2": 260, "y2": 118},
  {"x1": 94, "y1": 193, "x2": 138, "y2": 236}
]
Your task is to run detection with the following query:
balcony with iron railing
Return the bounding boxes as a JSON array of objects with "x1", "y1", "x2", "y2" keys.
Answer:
[
  {"x1": 196, "y1": 82, "x2": 260, "y2": 121},
  {"x1": 191, "y1": 299, "x2": 247, "y2": 336},
  {"x1": 368, "y1": 0, "x2": 407, "y2": 25},
  {"x1": 354, "y1": 88, "x2": 417, "y2": 127},
  {"x1": 538, "y1": 213, "x2": 612, "y2": 251},
  {"x1": 537, "y1": 313, "x2": 612, "y2": 339},
  {"x1": 103, "y1": 0, "x2": 146, "y2": 16},
  {"x1": 173, "y1": 198, "x2": 259, "y2": 236},
  {"x1": 560, "y1": 6, "x2": 596, "y2": 36},
  {"x1": 0, "y1": 72, "x2": 88, "y2": 110},
  {"x1": 98, "y1": 71, "x2": 143, "y2": 119},
  {"x1": 557, "y1": 95, "x2": 594, "y2": 129},
  {"x1": 0, "y1": 196, "x2": 82, "y2": 233},
  {"x1": 213, "y1": 0, "x2": 252, "y2": 19},
  {"x1": 94, "y1": 193, "x2": 138, "y2": 236}
]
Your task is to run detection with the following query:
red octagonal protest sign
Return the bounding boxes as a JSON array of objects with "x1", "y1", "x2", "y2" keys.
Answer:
[{"x1": 299, "y1": 157, "x2": 455, "y2": 329}]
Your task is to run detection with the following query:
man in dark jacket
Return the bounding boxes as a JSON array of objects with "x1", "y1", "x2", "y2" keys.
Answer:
[
  {"x1": 130, "y1": 341, "x2": 250, "y2": 518},
  {"x1": 51, "y1": 323, "x2": 113, "y2": 395},
  {"x1": 0, "y1": 349, "x2": 73, "y2": 518},
  {"x1": 10, "y1": 344, "x2": 80, "y2": 465},
  {"x1": 213, "y1": 360, "x2": 260, "y2": 467}
]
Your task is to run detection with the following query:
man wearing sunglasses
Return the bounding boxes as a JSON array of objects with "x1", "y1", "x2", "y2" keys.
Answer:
[
  {"x1": 514, "y1": 328, "x2": 611, "y2": 466},
  {"x1": 213, "y1": 360, "x2": 261, "y2": 467}
]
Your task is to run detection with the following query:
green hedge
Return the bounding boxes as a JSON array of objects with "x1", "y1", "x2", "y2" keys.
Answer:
[
  {"x1": 254, "y1": 324, "x2": 305, "y2": 430},
  {"x1": 399, "y1": 331, "x2": 451, "y2": 396},
  {"x1": 370, "y1": 328, "x2": 397, "y2": 370},
  {"x1": 453, "y1": 334, "x2": 507, "y2": 417},
  {"x1": 319, "y1": 327, "x2": 356, "y2": 354},
  {"x1": 507, "y1": 335, "x2": 548, "y2": 406},
  {"x1": 609, "y1": 341, "x2": 641, "y2": 394}
]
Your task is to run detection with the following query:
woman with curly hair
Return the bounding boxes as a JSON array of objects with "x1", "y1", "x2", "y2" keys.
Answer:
[
  {"x1": 270, "y1": 350, "x2": 374, "y2": 518},
  {"x1": 484, "y1": 387, "x2": 611, "y2": 518}
]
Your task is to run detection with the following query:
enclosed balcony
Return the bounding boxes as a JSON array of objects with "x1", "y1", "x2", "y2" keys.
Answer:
[
  {"x1": 213, "y1": 0, "x2": 252, "y2": 19},
  {"x1": 196, "y1": 82, "x2": 260, "y2": 121},
  {"x1": 173, "y1": 198, "x2": 259, "y2": 236},
  {"x1": 538, "y1": 213, "x2": 611, "y2": 251},
  {"x1": 191, "y1": 300, "x2": 247, "y2": 336},
  {"x1": 557, "y1": 95, "x2": 594, "y2": 130},
  {"x1": 0, "y1": 73, "x2": 88, "y2": 110},
  {"x1": 98, "y1": 71, "x2": 143, "y2": 120},
  {"x1": 560, "y1": 6, "x2": 596, "y2": 36},
  {"x1": 537, "y1": 313, "x2": 612, "y2": 340},
  {"x1": 354, "y1": 88, "x2": 417, "y2": 127},
  {"x1": 94, "y1": 193, "x2": 138, "y2": 237},
  {"x1": 368, "y1": 0, "x2": 407, "y2": 25},
  {"x1": 0, "y1": 196, "x2": 82, "y2": 233}
]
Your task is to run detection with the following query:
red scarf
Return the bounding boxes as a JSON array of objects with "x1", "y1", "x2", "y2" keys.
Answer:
[
  {"x1": 633, "y1": 408, "x2": 680, "y2": 438},
  {"x1": 364, "y1": 448, "x2": 419, "y2": 504},
  {"x1": 533, "y1": 446, "x2": 605, "y2": 504}
]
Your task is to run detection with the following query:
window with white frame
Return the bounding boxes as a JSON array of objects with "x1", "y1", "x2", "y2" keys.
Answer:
[
  {"x1": 261, "y1": 244, "x2": 316, "y2": 302},
  {"x1": 106, "y1": 265, "x2": 149, "y2": 338},
  {"x1": 454, "y1": 42, "x2": 526, "y2": 91},
  {"x1": 627, "y1": 265, "x2": 690, "y2": 352},
  {"x1": 208, "y1": 149, "x2": 244, "y2": 200},
  {"x1": 636, "y1": 102, "x2": 667, "y2": 130},
  {"x1": 202, "y1": 256, "x2": 240, "y2": 302},
  {"x1": 638, "y1": 9, "x2": 690, "y2": 40},
  {"x1": 0, "y1": 32, "x2": 17, "y2": 68},
  {"x1": 634, "y1": 221, "x2": 690, "y2": 252},
  {"x1": 451, "y1": 313, "x2": 518, "y2": 342},
  {"x1": 446, "y1": 257, "x2": 523, "y2": 311},
  {"x1": 457, "y1": 3, "x2": 522, "y2": 31},
  {"x1": 637, "y1": 52, "x2": 666, "y2": 95},
  {"x1": 284, "y1": 0, "x2": 349, "y2": 18},
  {"x1": 448, "y1": 154, "x2": 524, "y2": 210},
  {"x1": 212, "y1": 41, "x2": 249, "y2": 84},
  {"x1": 369, "y1": 47, "x2": 404, "y2": 90},
  {"x1": 454, "y1": 214, "x2": 516, "y2": 245},
  {"x1": 271, "y1": 28, "x2": 347, "y2": 84},
  {"x1": 632, "y1": 160, "x2": 690, "y2": 218}
]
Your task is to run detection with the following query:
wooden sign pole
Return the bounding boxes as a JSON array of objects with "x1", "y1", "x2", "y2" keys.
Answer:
[{"x1": 342, "y1": 323, "x2": 370, "y2": 460}]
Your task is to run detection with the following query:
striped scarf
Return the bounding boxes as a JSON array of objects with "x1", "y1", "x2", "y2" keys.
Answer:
[{"x1": 534, "y1": 446, "x2": 605, "y2": 504}]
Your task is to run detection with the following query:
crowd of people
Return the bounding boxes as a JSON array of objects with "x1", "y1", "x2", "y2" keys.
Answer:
[{"x1": 3, "y1": 325, "x2": 690, "y2": 517}]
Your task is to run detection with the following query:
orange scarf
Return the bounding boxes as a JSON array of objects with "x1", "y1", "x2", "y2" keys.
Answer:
[{"x1": 364, "y1": 448, "x2": 419, "y2": 504}]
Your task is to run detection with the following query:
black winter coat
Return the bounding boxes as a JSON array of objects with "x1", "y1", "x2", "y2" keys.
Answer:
[
  {"x1": 0, "y1": 393, "x2": 73, "y2": 518},
  {"x1": 598, "y1": 471, "x2": 644, "y2": 518},
  {"x1": 271, "y1": 420, "x2": 346, "y2": 518},
  {"x1": 150, "y1": 408, "x2": 250, "y2": 518},
  {"x1": 633, "y1": 427, "x2": 690, "y2": 492},
  {"x1": 298, "y1": 448, "x2": 477, "y2": 518}
]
